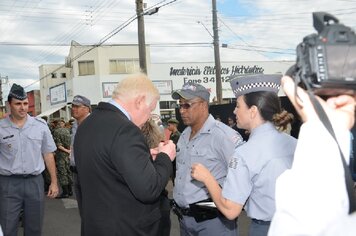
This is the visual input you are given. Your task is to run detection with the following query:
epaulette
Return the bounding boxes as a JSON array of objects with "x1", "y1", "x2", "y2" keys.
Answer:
[
  {"x1": 34, "y1": 117, "x2": 48, "y2": 125},
  {"x1": 0, "y1": 117, "x2": 12, "y2": 128},
  {"x1": 215, "y1": 120, "x2": 244, "y2": 146}
]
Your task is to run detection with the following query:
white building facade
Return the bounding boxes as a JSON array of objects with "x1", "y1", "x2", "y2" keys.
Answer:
[
  {"x1": 39, "y1": 43, "x2": 293, "y2": 119},
  {"x1": 39, "y1": 42, "x2": 150, "y2": 119}
]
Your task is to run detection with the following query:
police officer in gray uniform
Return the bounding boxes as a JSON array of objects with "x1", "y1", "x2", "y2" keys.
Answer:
[
  {"x1": 0, "y1": 84, "x2": 58, "y2": 236},
  {"x1": 172, "y1": 82, "x2": 243, "y2": 236},
  {"x1": 69, "y1": 95, "x2": 91, "y2": 224},
  {"x1": 191, "y1": 75, "x2": 297, "y2": 236}
]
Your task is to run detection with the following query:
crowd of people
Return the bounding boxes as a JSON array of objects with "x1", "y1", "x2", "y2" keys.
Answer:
[{"x1": 0, "y1": 71, "x2": 355, "y2": 236}]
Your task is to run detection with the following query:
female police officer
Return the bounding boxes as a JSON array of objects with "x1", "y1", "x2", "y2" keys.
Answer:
[{"x1": 191, "y1": 74, "x2": 297, "y2": 236}]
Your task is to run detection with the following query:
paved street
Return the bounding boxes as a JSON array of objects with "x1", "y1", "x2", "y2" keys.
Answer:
[
  {"x1": 17, "y1": 181, "x2": 356, "y2": 236},
  {"x1": 17, "y1": 180, "x2": 251, "y2": 236},
  {"x1": 21, "y1": 197, "x2": 250, "y2": 236}
]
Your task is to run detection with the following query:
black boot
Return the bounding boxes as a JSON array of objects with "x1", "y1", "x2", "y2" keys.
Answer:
[
  {"x1": 67, "y1": 184, "x2": 73, "y2": 196},
  {"x1": 56, "y1": 185, "x2": 69, "y2": 199}
]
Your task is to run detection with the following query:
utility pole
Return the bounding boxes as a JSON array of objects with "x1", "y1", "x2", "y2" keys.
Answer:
[
  {"x1": 136, "y1": 0, "x2": 147, "y2": 74},
  {"x1": 0, "y1": 75, "x2": 8, "y2": 106},
  {"x1": 212, "y1": 0, "x2": 222, "y2": 104},
  {"x1": 0, "y1": 77, "x2": 2, "y2": 107},
  {"x1": 0, "y1": 75, "x2": 8, "y2": 117}
]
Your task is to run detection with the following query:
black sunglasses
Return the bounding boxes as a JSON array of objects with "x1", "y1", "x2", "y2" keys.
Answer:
[{"x1": 178, "y1": 101, "x2": 202, "y2": 110}]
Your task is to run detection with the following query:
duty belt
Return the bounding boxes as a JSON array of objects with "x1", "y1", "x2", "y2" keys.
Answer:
[{"x1": 171, "y1": 199, "x2": 220, "y2": 222}]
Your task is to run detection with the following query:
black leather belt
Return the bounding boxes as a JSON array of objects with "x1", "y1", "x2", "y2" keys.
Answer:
[
  {"x1": 171, "y1": 199, "x2": 220, "y2": 222},
  {"x1": 1, "y1": 174, "x2": 38, "y2": 178},
  {"x1": 180, "y1": 207, "x2": 194, "y2": 216},
  {"x1": 251, "y1": 218, "x2": 271, "y2": 225}
]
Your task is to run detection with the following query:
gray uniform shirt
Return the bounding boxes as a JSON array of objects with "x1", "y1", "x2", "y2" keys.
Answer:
[
  {"x1": 0, "y1": 115, "x2": 56, "y2": 175},
  {"x1": 70, "y1": 120, "x2": 78, "y2": 167},
  {"x1": 70, "y1": 113, "x2": 90, "y2": 167},
  {"x1": 222, "y1": 122, "x2": 297, "y2": 221},
  {"x1": 173, "y1": 114, "x2": 244, "y2": 208}
]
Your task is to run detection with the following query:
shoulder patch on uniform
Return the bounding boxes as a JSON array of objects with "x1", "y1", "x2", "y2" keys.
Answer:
[
  {"x1": 232, "y1": 133, "x2": 244, "y2": 147},
  {"x1": 0, "y1": 121, "x2": 7, "y2": 128},
  {"x1": 34, "y1": 117, "x2": 47, "y2": 125},
  {"x1": 228, "y1": 157, "x2": 239, "y2": 169},
  {"x1": 232, "y1": 134, "x2": 244, "y2": 147}
]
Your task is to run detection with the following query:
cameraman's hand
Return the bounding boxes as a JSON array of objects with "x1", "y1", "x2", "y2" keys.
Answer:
[
  {"x1": 282, "y1": 75, "x2": 355, "y2": 130},
  {"x1": 158, "y1": 140, "x2": 176, "y2": 161}
]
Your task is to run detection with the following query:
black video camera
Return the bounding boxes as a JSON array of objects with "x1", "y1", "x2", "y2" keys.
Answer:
[{"x1": 289, "y1": 12, "x2": 356, "y2": 96}]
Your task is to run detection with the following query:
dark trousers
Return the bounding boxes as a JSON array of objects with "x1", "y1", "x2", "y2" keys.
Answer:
[
  {"x1": 73, "y1": 172, "x2": 82, "y2": 217},
  {"x1": 0, "y1": 175, "x2": 44, "y2": 236},
  {"x1": 179, "y1": 215, "x2": 238, "y2": 236},
  {"x1": 73, "y1": 172, "x2": 84, "y2": 236},
  {"x1": 249, "y1": 219, "x2": 270, "y2": 236},
  {"x1": 158, "y1": 194, "x2": 171, "y2": 236}
]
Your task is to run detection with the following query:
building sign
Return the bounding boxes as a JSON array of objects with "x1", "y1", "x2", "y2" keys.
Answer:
[
  {"x1": 169, "y1": 64, "x2": 264, "y2": 77},
  {"x1": 168, "y1": 64, "x2": 266, "y2": 85},
  {"x1": 102, "y1": 82, "x2": 117, "y2": 98},
  {"x1": 152, "y1": 61, "x2": 293, "y2": 102},
  {"x1": 152, "y1": 80, "x2": 173, "y2": 95},
  {"x1": 50, "y1": 83, "x2": 66, "y2": 105}
]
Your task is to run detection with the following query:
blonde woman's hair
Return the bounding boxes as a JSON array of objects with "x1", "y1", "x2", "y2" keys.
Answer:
[
  {"x1": 112, "y1": 73, "x2": 159, "y2": 105},
  {"x1": 141, "y1": 119, "x2": 164, "y2": 148}
]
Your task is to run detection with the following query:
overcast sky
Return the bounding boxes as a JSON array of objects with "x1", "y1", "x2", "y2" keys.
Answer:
[{"x1": 0, "y1": 0, "x2": 355, "y2": 98}]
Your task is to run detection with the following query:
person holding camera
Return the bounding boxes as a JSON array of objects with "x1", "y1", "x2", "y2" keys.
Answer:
[
  {"x1": 190, "y1": 74, "x2": 297, "y2": 236},
  {"x1": 268, "y1": 11, "x2": 356, "y2": 235},
  {"x1": 268, "y1": 76, "x2": 356, "y2": 235}
]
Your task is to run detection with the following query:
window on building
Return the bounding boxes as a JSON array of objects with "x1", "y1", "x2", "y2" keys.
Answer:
[
  {"x1": 109, "y1": 59, "x2": 140, "y2": 74},
  {"x1": 60, "y1": 73, "x2": 66, "y2": 78},
  {"x1": 51, "y1": 73, "x2": 57, "y2": 78},
  {"x1": 78, "y1": 60, "x2": 95, "y2": 76},
  {"x1": 160, "y1": 101, "x2": 177, "y2": 110}
]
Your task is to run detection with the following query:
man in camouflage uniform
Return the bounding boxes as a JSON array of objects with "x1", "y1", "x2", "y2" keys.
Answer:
[{"x1": 53, "y1": 119, "x2": 72, "y2": 198}]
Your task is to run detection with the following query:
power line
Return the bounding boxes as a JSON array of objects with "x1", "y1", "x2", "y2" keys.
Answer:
[
  {"x1": 218, "y1": 17, "x2": 270, "y2": 59},
  {"x1": 8, "y1": 0, "x2": 119, "y2": 84},
  {"x1": 23, "y1": 0, "x2": 178, "y2": 89},
  {"x1": 0, "y1": 42, "x2": 212, "y2": 47},
  {"x1": 224, "y1": 45, "x2": 295, "y2": 55}
]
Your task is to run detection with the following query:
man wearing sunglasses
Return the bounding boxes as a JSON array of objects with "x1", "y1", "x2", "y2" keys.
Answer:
[{"x1": 171, "y1": 82, "x2": 243, "y2": 236}]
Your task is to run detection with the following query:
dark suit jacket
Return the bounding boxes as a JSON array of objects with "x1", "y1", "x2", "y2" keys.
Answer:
[{"x1": 74, "y1": 102, "x2": 172, "y2": 236}]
